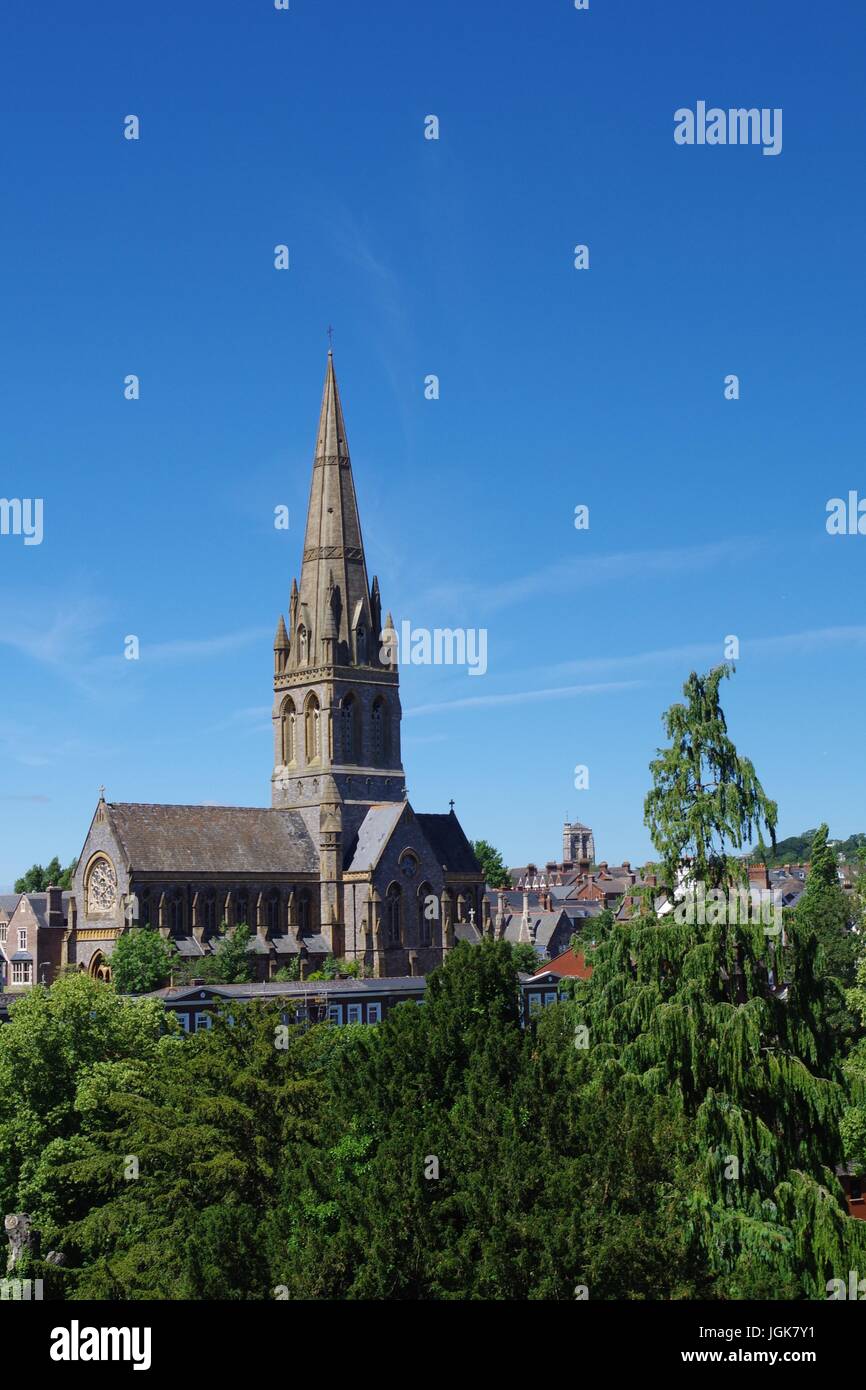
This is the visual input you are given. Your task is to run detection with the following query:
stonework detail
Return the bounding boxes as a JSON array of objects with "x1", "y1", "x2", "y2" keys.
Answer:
[{"x1": 86, "y1": 857, "x2": 117, "y2": 913}]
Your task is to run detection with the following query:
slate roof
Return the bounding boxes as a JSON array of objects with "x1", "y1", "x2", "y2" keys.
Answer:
[
  {"x1": 0, "y1": 895, "x2": 20, "y2": 920},
  {"x1": 147, "y1": 977, "x2": 426, "y2": 1002},
  {"x1": 270, "y1": 932, "x2": 329, "y2": 956},
  {"x1": 344, "y1": 803, "x2": 405, "y2": 873},
  {"x1": 107, "y1": 803, "x2": 318, "y2": 874},
  {"x1": 502, "y1": 907, "x2": 571, "y2": 952},
  {"x1": 415, "y1": 812, "x2": 481, "y2": 875},
  {"x1": 22, "y1": 892, "x2": 72, "y2": 929}
]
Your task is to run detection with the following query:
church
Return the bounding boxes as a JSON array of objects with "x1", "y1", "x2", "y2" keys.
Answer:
[{"x1": 70, "y1": 353, "x2": 484, "y2": 981}]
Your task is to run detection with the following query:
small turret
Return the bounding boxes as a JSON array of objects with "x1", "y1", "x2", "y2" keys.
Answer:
[{"x1": 274, "y1": 615, "x2": 289, "y2": 676}]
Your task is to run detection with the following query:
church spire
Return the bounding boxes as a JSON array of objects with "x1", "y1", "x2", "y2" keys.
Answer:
[{"x1": 291, "y1": 353, "x2": 374, "y2": 669}]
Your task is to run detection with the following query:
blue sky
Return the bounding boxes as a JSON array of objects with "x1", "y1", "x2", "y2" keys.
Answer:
[{"x1": 1, "y1": 0, "x2": 865, "y2": 888}]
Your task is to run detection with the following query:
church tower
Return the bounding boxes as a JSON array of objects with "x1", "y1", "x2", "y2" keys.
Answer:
[{"x1": 271, "y1": 352, "x2": 406, "y2": 846}]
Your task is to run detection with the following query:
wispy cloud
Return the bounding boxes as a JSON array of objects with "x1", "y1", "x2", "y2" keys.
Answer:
[
  {"x1": 130, "y1": 629, "x2": 269, "y2": 666},
  {"x1": 415, "y1": 538, "x2": 762, "y2": 615},
  {"x1": 405, "y1": 679, "x2": 644, "y2": 718},
  {"x1": 534, "y1": 624, "x2": 866, "y2": 685}
]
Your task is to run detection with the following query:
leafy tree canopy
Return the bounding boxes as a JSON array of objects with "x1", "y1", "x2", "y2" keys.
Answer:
[
  {"x1": 471, "y1": 839, "x2": 511, "y2": 889},
  {"x1": 14, "y1": 856, "x2": 77, "y2": 893},
  {"x1": 110, "y1": 928, "x2": 175, "y2": 995}
]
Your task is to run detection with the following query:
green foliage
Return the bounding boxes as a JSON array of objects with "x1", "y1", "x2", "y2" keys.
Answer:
[
  {"x1": 644, "y1": 665, "x2": 777, "y2": 893},
  {"x1": 0, "y1": 974, "x2": 166, "y2": 1222},
  {"x1": 174, "y1": 924, "x2": 254, "y2": 986},
  {"x1": 751, "y1": 829, "x2": 866, "y2": 870},
  {"x1": 792, "y1": 825, "x2": 859, "y2": 1048},
  {"x1": 14, "y1": 856, "x2": 77, "y2": 893},
  {"x1": 308, "y1": 956, "x2": 362, "y2": 981},
  {"x1": 5, "y1": 669, "x2": 864, "y2": 1301},
  {"x1": 471, "y1": 839, "x2": 511, "y2": 889},
  {"x1": 110, "y1": 929, "x2": 175, "y2": 995},
  {"x1": 273, "y1": 958, "x2": 301, "y2": 982},
  {"x1": 508, "y1": 941, "x2": 542, "y2": 974}
]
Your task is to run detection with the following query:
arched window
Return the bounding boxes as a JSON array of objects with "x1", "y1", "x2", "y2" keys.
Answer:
[
  {"x1": 372, "y1": 696, "x2": 388, "y2": 764},
  {"x1": 418, "y1": 882, "x2": 434, "y2": 947},
  {"x1": 281, "y1": 697, "x2": 296, "y2": 765},
  {"x1": 168, "y1": 892, "x2": 184, "y2": 934},
  {"x1": 341, "y1": 693, "x2": 359, "y2": 762},
  {"x1": 356, "y1": 627, "x2": 367, "y2": 663},
  {"x1": 297, "y1": 889, "x2": 312, "y2": 934},
  {"x1": 235, "y1": 893, "x2": 250, "y2": 928},
  {"x1": 266, "y1": 890, "x2": 281, "y2": 934},
  {"x1": 140, "y1": 890, "x2": 151, "y2": 928},
  {"x1": 385, "y1": 882, "x2": 402, "y2": 946},
  {"x1": 298, "y1": 626, "x2": 308, "y2": 665},
  {"x1": 305, "y1": 693, "x2": 320, "y2": 763},
  {"x1": 202, "y1": 892, "x2": 217, "y2": 933}
]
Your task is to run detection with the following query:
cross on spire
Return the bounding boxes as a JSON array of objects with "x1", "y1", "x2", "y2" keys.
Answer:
[{"x1": 449, "y1": 799, "x2": 455, "y2": 812}]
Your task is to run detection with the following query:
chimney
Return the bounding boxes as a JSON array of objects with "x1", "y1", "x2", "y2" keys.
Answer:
[
  {"x1": 748, "y1": 864, "x2": 770, "y2": 890},
  {"x1": 47, "y1": 885, "x2": 64, "y2": 927}
]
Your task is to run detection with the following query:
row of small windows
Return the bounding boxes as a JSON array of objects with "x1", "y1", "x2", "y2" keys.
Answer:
[
  {"x1": 173, "y1": 999, "x2": 383, "y2": 1034},
  {"x1": 137, "y1": 889, "x2": 312, "y2": 934},
  {"x1": 279, "y1": 693, "x2": 391, "y2": 767}
]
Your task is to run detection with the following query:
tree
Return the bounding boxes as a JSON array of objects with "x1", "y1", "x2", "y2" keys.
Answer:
[
  {"x1": 175, "y1": 924, "x2": 253, "y2": 986},
  {"x1": 573, "y1": 666, "x2": 866, "y2": 1297},
  {"x1": 0, "y1": 974, "x2": 166, "y2": 1221},
  {"x1": 14, "y1": 856, "x2": 77, "y2": 893},
  {"x1": 644, "y1": 665, "x2": 778, "y2": 895},
  {"x1": 471, "y1": 839, "x2": 511, "y2": 889},
  {"x1": 792, "y1": 825, "x2": 859, "y2": 1047},
  {"x1": 508, "y1": 941, "x2": 542, "y2": 974},
  {"x1": 49, "y1": 1003, "x2": 324, "y2": 1298},
  {"x1": 110, "y1": 929, "x2": 175, "y2": 994}
]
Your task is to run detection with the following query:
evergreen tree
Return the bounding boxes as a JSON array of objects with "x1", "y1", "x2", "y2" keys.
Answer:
[
  {"x1": 793, "y1": 824, "x2": 859, "y2": 1047},
  {"x1": 644, "y1": 665, "x2": 778, "y2": 894},
  {"x1": 574, "y1": 667, "x2": 866, "y2": 1297},
  {"x1": 50, "y1": 1003, "x2": 324, "y2": 1298}
]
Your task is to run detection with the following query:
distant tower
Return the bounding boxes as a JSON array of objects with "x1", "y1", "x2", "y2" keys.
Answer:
[
  {"x1": 562, "y1": 820, "x2": 595, "y2": 870},
  {"x1": 271, "y1": 352, "x2": 406, "y2": 840}
]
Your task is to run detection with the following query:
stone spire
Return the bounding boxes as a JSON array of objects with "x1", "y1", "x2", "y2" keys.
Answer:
[
  {"x1": 272, "y1": 350, "x2": 406, "y2": 818},
  {"x1": 290, "y1": 352, "x2": 374, "y2": 669}
]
